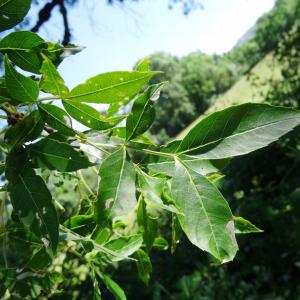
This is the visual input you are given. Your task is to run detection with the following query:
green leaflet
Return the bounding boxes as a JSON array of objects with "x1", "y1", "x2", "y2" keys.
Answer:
[
  {"x1": 28, "y1": 137, "x2": 93, "y2": 172},
  {"x1": 146, "y1": 155, "x2": 219, "y2": 177},
  {"x1": 0, "y1": 77, "x2": 12, "y2": 102},
  {"x1": 137, "y1": 168, "x2": 179, "y2": 214},
  {"x1": 4, "y1": 55, "x2": 39, "y2": 103},
  {"x1": 0, "y1": 31, "x2": 45, "y2": 73},
  {"x1": 97, "y1": 147, "x2": 136, "y2": 224},
  {"x1": 40, "y1": 54, "x2": 69, "y2": 97},
  {"x1": 126, "y1": 86, "x2": 156, "y2": 141},
  {"x1": 137, "y1": 198, "x2": 158, "y2": 251},
  {"x1": 63, "y1": 99, "x2": 124, "y2": 130},
  {"x1": 234, "y1": 216, "x2": 263, "y2": 234},
  {"x1": 0, "y1": 0, "x2": 31, "y2": 32},
  {"x1": 175, "y1": 103, "x2": 300, "y2": 159},
  {"x1": 135, "y1": 57, "x2": 150, "y2": 72},
  {"x1": 102, "y1": 234, "x2": 143, "y2": 262},
  {"x1": 97, "y1": 272, "x2": 127, "y2": 300},
  {"x1": 39, "y1": 103, "x2": 75, "y2": 136},
  {"x1": 134, "y1": 249, "x2": 152, "y2": 285},
  {"x1": 65, "y1": 71, "x2": 157, "y2": 103},
  {"x1": 5, "y1": 110, "x2": 44, "y2": 150},
  {"x1": 9, "y1": 169, "x2": 59, "y2": 252},
  {"x1": 171, "y1": 158, "x2": 238, "y2": 262}
]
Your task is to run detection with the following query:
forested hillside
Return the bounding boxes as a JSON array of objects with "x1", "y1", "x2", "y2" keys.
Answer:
[{"x1": 149, "y1": 0, "x2": 300, "y2": 143}]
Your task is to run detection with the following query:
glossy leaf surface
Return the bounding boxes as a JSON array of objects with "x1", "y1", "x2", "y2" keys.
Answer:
[
  {"x1": 66, "y1": 71, "x2": 157, "y2": 103},
  {"x1": 176, "y1": 103, "x2": 300, "y2": 159}
]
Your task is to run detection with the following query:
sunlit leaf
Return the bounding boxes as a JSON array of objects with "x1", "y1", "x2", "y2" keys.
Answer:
[
  {"x1": 234, "y1": 216, "x2": 263, "y2": 234},
  {"x1": 66, "y1": 71, "x2": 158, "y2": 103},
  {"x1": 40, "y1": 54, "x2": 69, "y2": 97},
  {"x1": 97, "y1": 147, "x2": 136, "y2": 225},
  {"x1": 176, "y1": 103, "x2": 300, "y2": 159},
  {"x1": 171, "y1": 158, "x2": 238, "y2": 262}
]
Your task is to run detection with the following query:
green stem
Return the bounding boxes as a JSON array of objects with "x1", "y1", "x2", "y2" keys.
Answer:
[{"x1": 0, "y1": 192, "x2": 8, "y2": 268}]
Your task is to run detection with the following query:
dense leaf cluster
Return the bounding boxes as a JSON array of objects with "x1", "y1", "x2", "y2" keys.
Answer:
[{"x1": 0, "y1": 1, "x2": 300, "y2": 299}]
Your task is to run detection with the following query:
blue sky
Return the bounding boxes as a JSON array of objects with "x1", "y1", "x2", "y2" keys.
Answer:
[{"x1": 33, "y1": 0, "x2": 275, "y2": 88}]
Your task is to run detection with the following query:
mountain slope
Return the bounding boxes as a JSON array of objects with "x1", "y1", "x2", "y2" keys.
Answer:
[{"x1": 177, "y1": 53, "x2": 282, "y2": 139}]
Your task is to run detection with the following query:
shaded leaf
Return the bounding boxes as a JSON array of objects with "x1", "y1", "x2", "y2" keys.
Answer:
[
  {"x1": 28, "y1": 137, "x2": 93, "y2": 172},
  {"x1": 153, "y1": 237, "x2": 169, "y2": 251},
  {"x1": 134, "y1": 249, "x2": 152, "y2": 285},
  {"x1": 171, "y1": 158, "x2": 238, "y2": 262},
  {"x1": 39, "y1": 103, "x2": 75, "y2": 136},
  {"x1": 5, "y1": 110, "x2": 44, "y2": 150},
  {"x1": 0, "y1": 0, "x2": 31, "y2": 32},
  {"x1": 5, "y1": 55, "x2": 39, "y2": 103},
  {"x1": 9, "y1": 169, "x2": 59, "y2": 252},
  {"x1": 97, "y1": 272, "x2": 127, "y2": 300},
  {"x1": 137, "y1": 198, "x2": 158, "y2": 251}
]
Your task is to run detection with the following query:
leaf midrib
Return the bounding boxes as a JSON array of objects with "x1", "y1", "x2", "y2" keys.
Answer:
[
  {"x1": 179, "y1": 116, "x2": 300, "y2": 155},
  {"x1": 19, "y1": 175, "x2": 53, "y2": 247},
  {"x1": 66, "y1": 73, "x2": 153, "y2": 100},
  {"x1": 178, "y1": 160, "x2": 221, "y2": 258}
]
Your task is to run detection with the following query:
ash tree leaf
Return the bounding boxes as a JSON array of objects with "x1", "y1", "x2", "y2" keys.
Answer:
[
  {"x1": 4, "y1": 55, "x2": 39, "y2": 103},
  {"x1": 152, "y1": 237, "x2": 169, "y2": 251},
  {"x1": 135, "y1": 58, "x2": 150, "y2": 72},
  {"x1": 39, "y1": 103, "x2": 75, "y2": 136},
  {"x1": 102, "y1": 234, "x2": 143, "y2": 262},
  {"x1": 28, "y1": 137, "x2": 93, "y2": 172},
  {"x1": 0, "y1": 0, "x2": 31, "y2": 32},
  {"x1": 134, "y1": 249, "x2": 152, "y2": 285},
  {"x1": 63, "y1": 99, "x2": 124, "y2": 130},
  {"x1": 137, "y1": 168, "x2": 179, "y2": 214},
  {"x1": 5, "y1": 110, "x2": 44, "y2": 150},
  {"x1": 40, "y1": 54, "x2": 69, "y2": 97},
  {"x1": 171, "y1": 158, "x2": 238, "y2": 262},
  {"x1": 146, "y1": 155, "x2": 219, "y2": 177},
  {"x1": 0, "y1": 77, "x2": 12, "y2": 102},
  {"x1": 97, "y1": 147, "x2": 136, "y2": 225},
  {"x1": 97, "y1": 271, "x2": 127, "y2": 300},
  {"x1": 175, "y1": 103, "x2": 300, "y2": 159},
  {"x1": 0, "y1": 31, "x2": 45, "y2": 73},
  {"x1": 126, "y1": 86, "x2": 156, "y2": 141},
  {"x1": 137, "y1": 198, "x2": 158, "y2": 251},
  {"x1": 234, "y1": 216, "x2": 263, "y2": 234},
  {"x1": 65, "y1": 71, "x2": 158, "y2": 103},
  {"x1": 8, "y1": 168, "x2": 59, "y2": 252}
]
